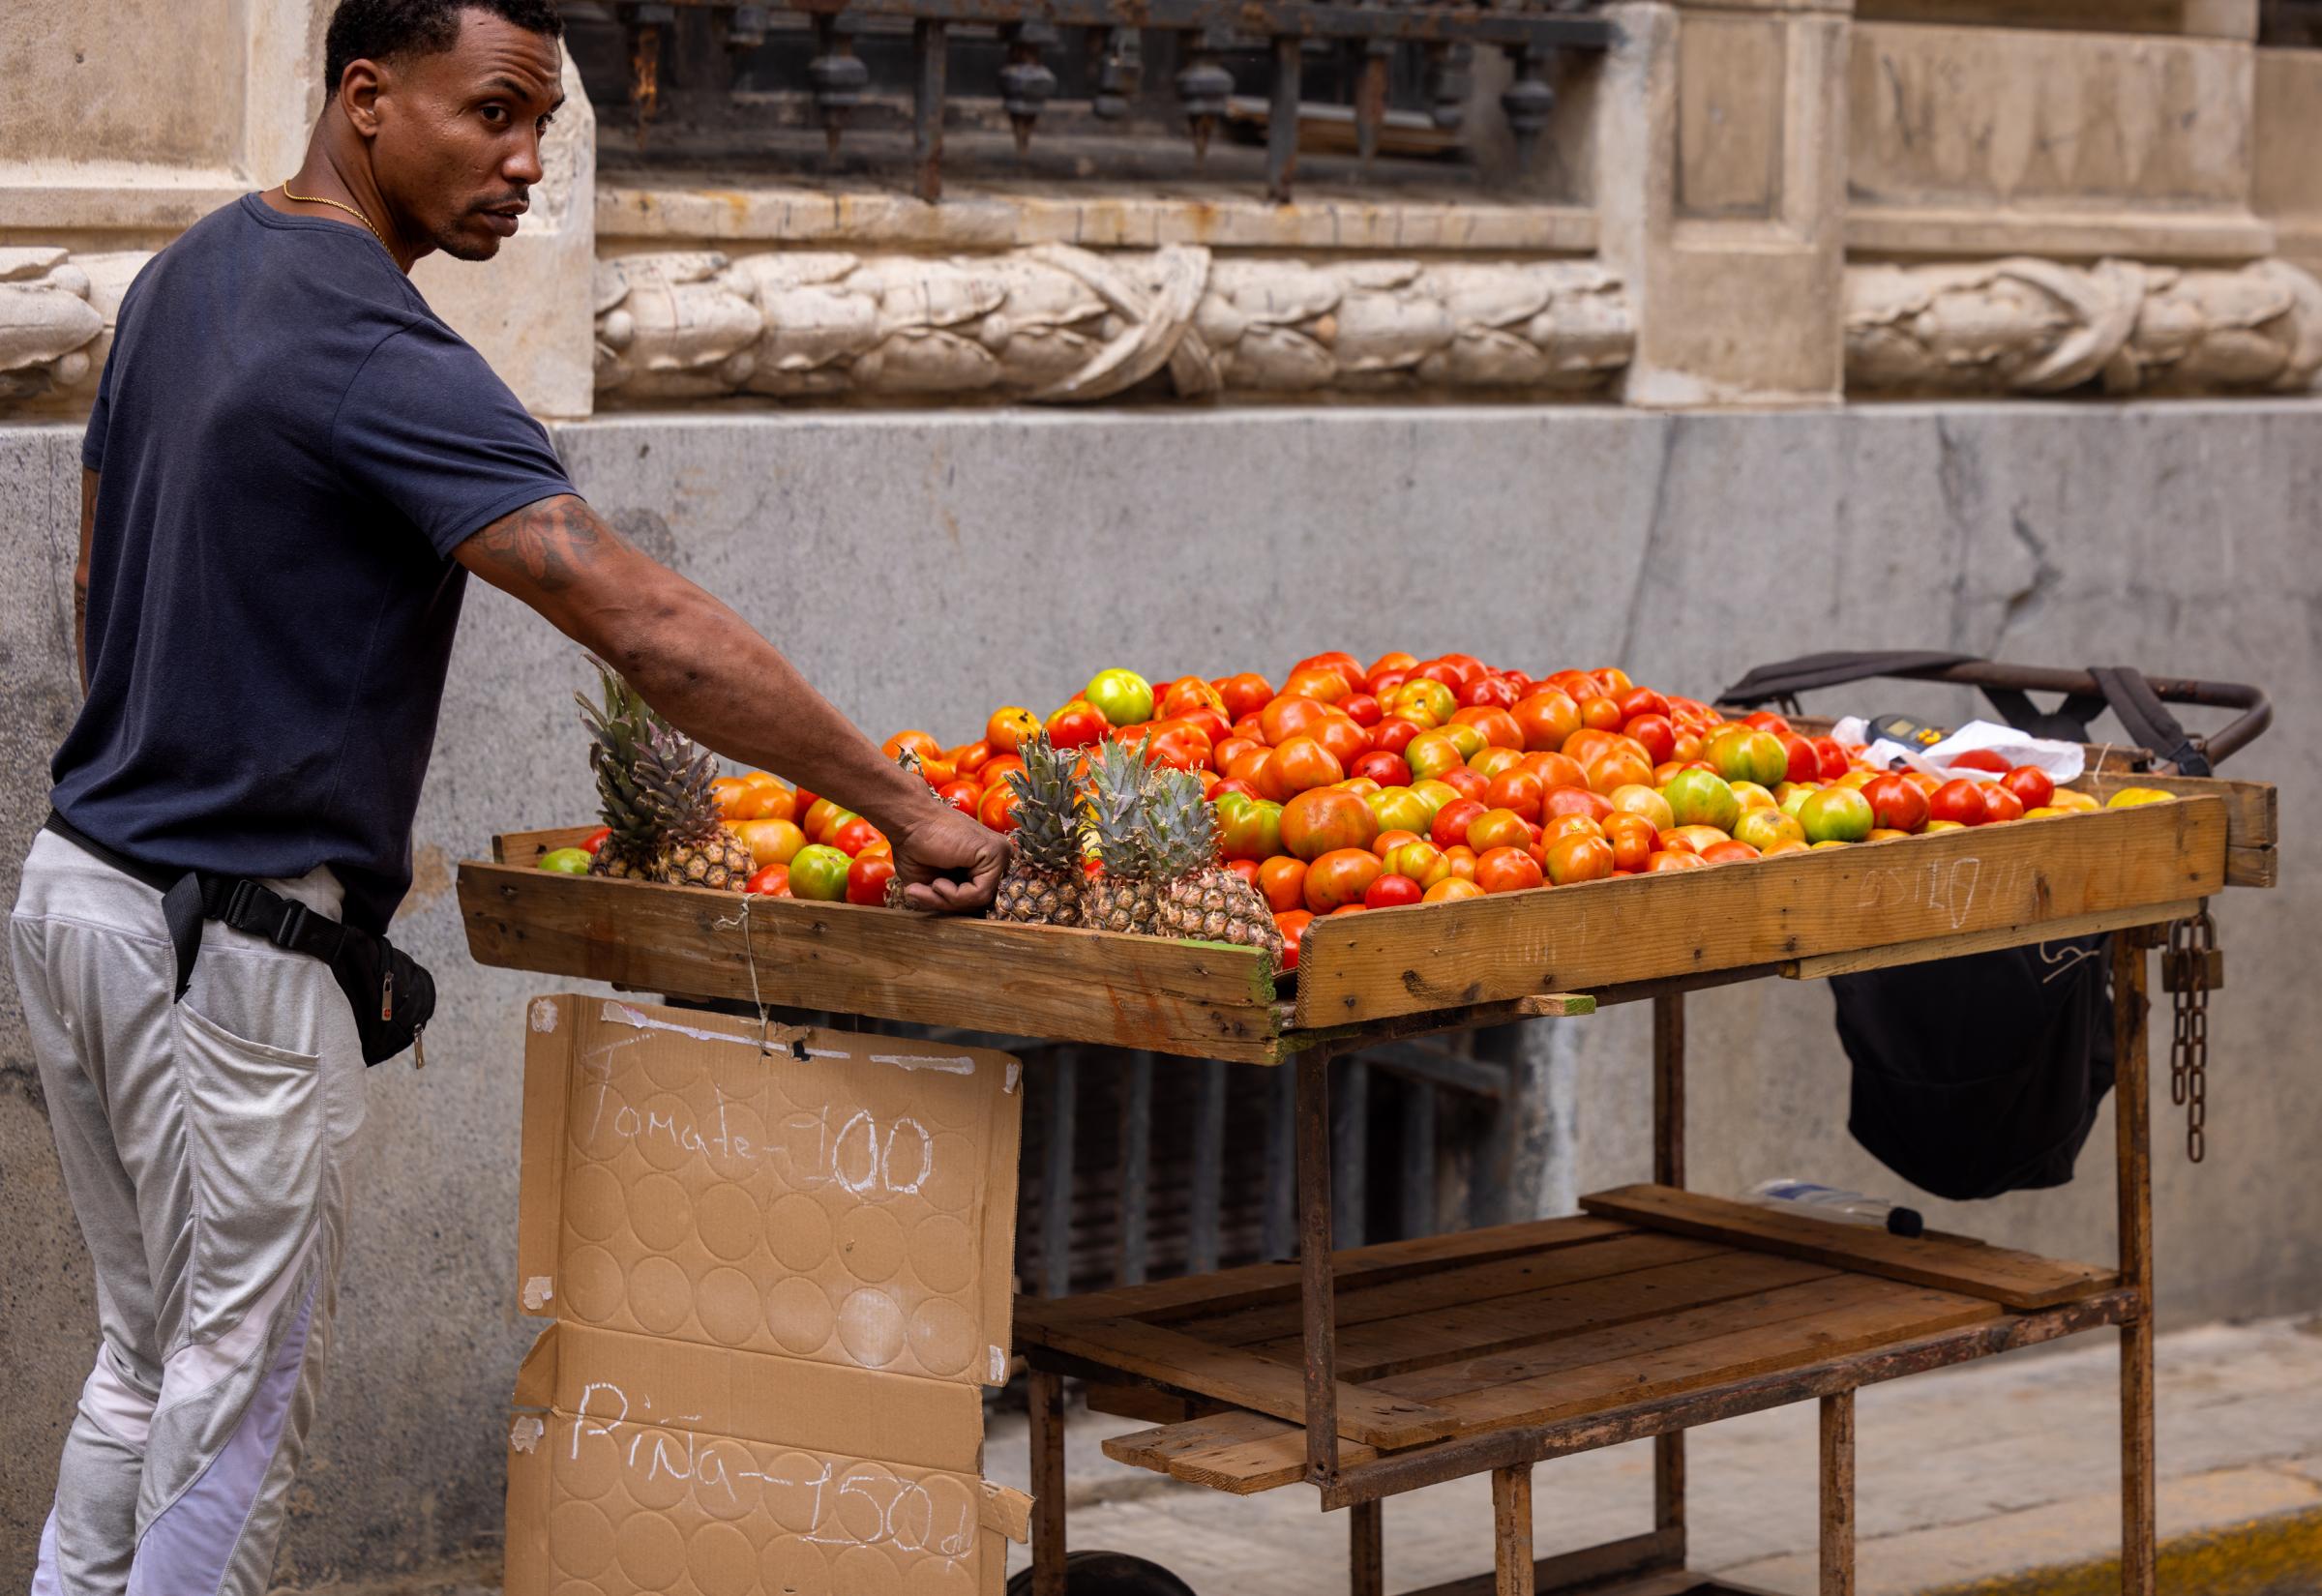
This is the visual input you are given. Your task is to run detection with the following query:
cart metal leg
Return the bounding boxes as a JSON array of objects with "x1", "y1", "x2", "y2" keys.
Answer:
[
  {"x1": 1351, "y1": 1497, "x2": 1385, "y2": 1596},
  {"x1": 1493, "y1": 1463, "x2": 1536, "y2": 1596},
  {"x1": 1029, "y1": 1366, "x2": 1067, "y2": 1596},
  {"x1": 1652, "y1": 992, "x2": 1689, "y2": 1574},
  {"x1": 1820, "y1": 1391, "x2": 1857, "y2": 1596},
  {"x1": 2114, "y1": 936, "x2": 2158, "y2": 1596},
  {"x1": 1299, "y1": 1045, "x2": 1343, "y2": 1484}
]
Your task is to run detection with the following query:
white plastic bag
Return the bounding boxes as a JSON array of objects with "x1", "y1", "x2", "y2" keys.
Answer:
[{"x1": 1837, "y1": 718, "x2": 2085, "y2": 784}]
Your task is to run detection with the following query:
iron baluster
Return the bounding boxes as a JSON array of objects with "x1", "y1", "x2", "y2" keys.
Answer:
[
  {"x1": 1176, "y1": 30, "x2": 1236, "y2": 164},
  {"x1": 912, "y1": 17, "x2": 947, "y2": 201},
  {"x1": 722, "y1": 3, "x2": 769, "y2": 49},
  {"x1": 1266, "y1": 34, "x2": 1304, "y2": 203},
  {"x1": 999, "y1": 22, "x2": 1060, "y2": 154},
  {"x1": 1501, "y1": 44, "x2": 1557, "y2": 171},
  {"x1": 1354, "y1": 38, "x2": 1392, "y2": 166},
  {"x1": 1092, "y1": 26, "x2": 1143, "y2": 120},
  {"x1": 806, "y1": 14, "x2": 869, "y2": 158},
  {"x1": 1425, "y1": 40, "x2": 1474, "y2": 132}
]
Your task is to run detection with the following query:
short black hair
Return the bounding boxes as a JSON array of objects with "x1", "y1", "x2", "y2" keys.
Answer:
[{"x1": 324, "y1": 0, "x2": 565, "y2": 95}]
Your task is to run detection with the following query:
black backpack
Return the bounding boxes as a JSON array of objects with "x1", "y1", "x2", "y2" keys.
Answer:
[{"x1": 1719, "y1": 652, "x2": 2260, "y2": 1200}]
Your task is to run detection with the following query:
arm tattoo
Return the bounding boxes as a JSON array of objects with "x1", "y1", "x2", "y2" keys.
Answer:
[{"x1": 471, "y1": 495, "x2": 616, "y2": 594}]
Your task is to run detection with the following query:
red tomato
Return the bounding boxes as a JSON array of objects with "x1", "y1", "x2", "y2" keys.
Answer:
[
  {"x1": 1432, "y1": 652, "x2": 1488, "y2": 689},
  {"x1": 1304, "y1": 848, "x2": 1384, "y2": 913},
  {"x1": 1458, "y1": 674, "x2": 1521, "y2": 710},
  {"x1": 1466, "y1": 808, "x2": 1534, "y2": 853},
  {"x1": 845, "y1": 854, "x2": 896, "y2": 905},
  {"x1": 1259, "y1": 695, "x2": 1333, "y2": 747},
  {"x1": 1928, "y1": 780, "x2": 1990, "y2": 827},
  {"x1": 1449, "y1": 706, "x2": 1525, "y2": 751},
  {"x1": 1510, "y1": 691, "x2": 1582, "y2": 753},
  {"x1": 1311, "y1": 713, "x2": 1370, "y2": 770},
  {"x1": 1543, "y1": 784, "x2": 1614, "y2": 822},
  {"x1": 1616, "y1": 688, "x2": 1671, "y2": 723},
  {"x1": 977, "y1": 755, "x2": 1026, "y2": 792},
  {"x1": 1225, "y1": 858, "x2": 1261, "y2": 887},
  {"x1": 1742, "y1": 711, "x2": 1793, "y2": 735},
  {"x1": 1262, "y1": 736, "x2": 1343, "y2": 799},
  {"x1": 1622, "y1": 714, "x2": 1676, "y2": 765},
  {"x1": 1272, "y1": 909, "x2": 1311, "y2": 971},
  {"x1": 1352, "y1": 751, "x2": 1413, "y2": 787},
  {"x1": 1544, "y1": 833, "x2": 1617, "y2": 885},
  {"x1": 2001, "y1": 765, "x2": 2055, "y2": 810},
  {"x1": 580, "y1": 825, "x2": 610, "y2": 855},
  {"x1": 1231, "y1": 713, "x2": 1266, "y2": 745},
  {"x1": 936, "y1": 780, "x2": 980, "y2": 814},
  {"x1": 1474, "y1": 845, "x2": 1546, "y2": 895},
  {"x1": 977, "y1": 784, "x2": 1021, "y2": 832},
  {"x1": 1145, "y1": 726, "x2": 1212, "y2": 772},
  {"x1": 1778, "y1": 734, "x2": 1820, "y2": 784},
  {"x1": 1259, "y1": 857, "x2": 1309, "y2": 914},
  {"x1": 1341, "y1": 693, "x2": 1383, "y2": 728},
  {"x1": 745, "y1": 863, "x2": 791, "y2": 897},
  {"x1": 1045, "y1": 700, "x2": 1107, "y2": 750},
  {"x1": 1209, "y1": 776, "x2": 1258, "y2": 805},
  {"x1": 1283, "y1": 666, "x2": 1351, "y2": 704},
  {"x1": 1431, "y1": 798, "x2": 1488, "y2": 850},
  {"x1": 1173, "y1": 707, "x2": 1234, "y2": 750},
  {"x1": 1293, "y1": 652, "x2": 1365, "y2": 692},
  {"x1": 1364, "y1": 652, "x2": 1419, "y2": 690},
  {"x1": 1861, "y1": 773, "x2": 1930, "y2": 834},
  {"x1": 1216, "y1": 673, "x2": 1276, "y2": 722},
  {"x1": 1212, "y1": 736, "x2": 1262, "y2": 772},
  {"x1": 1440, "y1": 767, "x2": 1489, "y2": 803},
  {"x1": 1282, "y1": 788, "x2": 1379, "y2": 861},
  {"x1": 1482, "y1": 769, "x2": 1546, "y2": 823},
  {"x1": 1368, "y1": 669, "x2": 1411, "y2": 698},
  {"x1": 832, "y1": 816, "x2": 882, "y2": 856},
  {"x1": 1364, "y1": 873, "x2": 1424, "y2": 910},
  {"x1": 1813, "y1": 737, "x2": 1851, "y2": 781},
  {"x1": 1699, "y1": 841, "x2": 1761, "y2": 866},
  {"x1": 1980, "y1": 783, "x2": 2026, "y2": 823},
  {"x1": 1371, "y1": 717, "x2": 1423, "y2": 757},
  {"x1": 1950, "y1": 750, "x2": 2011, "y2": 775}
]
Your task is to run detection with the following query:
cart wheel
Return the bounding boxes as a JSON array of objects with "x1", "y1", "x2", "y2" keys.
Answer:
[{"x1": 1006, "y1": 1551, "x2": 1198, "y2": 1596}]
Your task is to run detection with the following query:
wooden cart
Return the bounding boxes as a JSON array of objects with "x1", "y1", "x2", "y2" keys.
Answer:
[{"x1": 461, "y1": 766, "x2": 2275, "y2": 1596}]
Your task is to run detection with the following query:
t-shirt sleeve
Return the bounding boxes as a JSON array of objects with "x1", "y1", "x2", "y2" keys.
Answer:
[
  {"x1": 81, "y1": 330, "x2": 119, "y2": 473},
  {"x1": 329, "y1": 318, "x2": 578, "y2": 558}
]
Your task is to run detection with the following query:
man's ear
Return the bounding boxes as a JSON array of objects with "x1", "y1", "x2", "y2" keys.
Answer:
[{"x1": 339, "y1": 58, "x2": 385, "y2": 138}]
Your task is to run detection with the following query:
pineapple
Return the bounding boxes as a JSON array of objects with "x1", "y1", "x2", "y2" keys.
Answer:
[
  {"x1": 1081, "y1": 740, "x2": 1164, "y2": 934},
  {"x1": 575, "y1": 661, "x2": 751, "y2": 891},
  {"x1": 990, "y1": 734, "x2": 1087, "y2": 928},
  {"x1": 1146, "y1": 765, "x2": 1283, "y2": 959},
  {"x1": 576, "y1": 663, "x2": 665, "y2": 881}
]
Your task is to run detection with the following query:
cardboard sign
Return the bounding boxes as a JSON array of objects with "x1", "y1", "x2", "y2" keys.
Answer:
[{"x1": 506, "y1": 995, "x2": 1029, "y2": 1595}]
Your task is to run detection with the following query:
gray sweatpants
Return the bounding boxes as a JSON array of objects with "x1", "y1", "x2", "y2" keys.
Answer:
[{"x1": 11, "y1": 831, "x2": 367, "y2": 1596}]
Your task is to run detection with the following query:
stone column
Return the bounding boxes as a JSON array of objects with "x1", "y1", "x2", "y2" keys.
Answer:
[
  {"x1": 2257, "y1": 43, "x2": 2322, "y2": 285},
  {"x1": 1597, "y1": 0, "x2": 1852, "y2": 408}
]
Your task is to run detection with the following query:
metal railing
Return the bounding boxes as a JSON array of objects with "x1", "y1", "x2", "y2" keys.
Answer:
[{"x1": 585, "y1": 0, "x2": 1617, "y2": 200}]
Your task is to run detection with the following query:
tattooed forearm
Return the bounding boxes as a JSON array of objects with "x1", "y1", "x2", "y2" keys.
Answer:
[{"x1": 466, "y1": 494, "x2": 620, "y2": 593}]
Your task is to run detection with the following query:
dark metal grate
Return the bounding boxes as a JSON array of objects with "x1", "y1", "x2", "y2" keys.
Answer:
[{"x1": 567, "y1": 0, "x2": 1616, "y2": 200}]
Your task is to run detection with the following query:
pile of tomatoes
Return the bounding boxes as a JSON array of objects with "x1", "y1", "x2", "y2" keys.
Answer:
[{"x1": 571, "y1": 650, "x2": 2173, "y2": 966}]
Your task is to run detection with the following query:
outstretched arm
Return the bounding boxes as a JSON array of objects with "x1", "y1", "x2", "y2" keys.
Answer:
[{"x1": 455, "y1": 493, "x2": 1005, "y2": 912}]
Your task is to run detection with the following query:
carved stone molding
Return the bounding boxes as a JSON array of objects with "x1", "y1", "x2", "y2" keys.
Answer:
[
  {"x1": 1845, "y1": 257, "x2": 2322, "y2": 397},
  {"x1": 593, "y1": 246, "x2": 1635, "y2": 405},
  {"x1": 0, "y1": 248, "x2": 151, "y2": 407}
]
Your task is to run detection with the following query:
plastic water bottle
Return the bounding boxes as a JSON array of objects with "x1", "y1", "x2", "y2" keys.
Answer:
[{"x1": 1746, "y1": 1178, "x2": 1925, "y2": 1239}]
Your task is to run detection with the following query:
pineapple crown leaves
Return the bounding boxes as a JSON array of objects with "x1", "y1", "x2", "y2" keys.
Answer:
[
  {"x1": 1146, "y1": 764, "x2": 1222, "y2": 876},
  {"x1": 1004, "y1": 733, "x2": 1087, "y2": 872},
  {"x1": 1083, "y1": 739, "x2": 1167, "y2": 878},
  {"x1": 574, "y1": 658, "x2": 724, "y2": 845}
]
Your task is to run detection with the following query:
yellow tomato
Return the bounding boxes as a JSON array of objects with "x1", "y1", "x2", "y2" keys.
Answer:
[
  {"x1": 736, "y1": 818, "x2": 807, "y2": 869},
  {"x1": 1730, "y1": 781, "x2": 1776, "y2": 813},
  {"x1": 2105, "y1": 786, "x2": 2177, "y2": 809}
]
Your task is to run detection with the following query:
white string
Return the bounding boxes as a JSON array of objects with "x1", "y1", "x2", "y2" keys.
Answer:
[{"x1": 711, "y1": 896, "x2": 789, "y2": 1057}]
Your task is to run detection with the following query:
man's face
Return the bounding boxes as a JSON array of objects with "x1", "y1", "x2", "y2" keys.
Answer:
[{"x1": 363, "y1": 12, "x2": 564, "y2": 261}]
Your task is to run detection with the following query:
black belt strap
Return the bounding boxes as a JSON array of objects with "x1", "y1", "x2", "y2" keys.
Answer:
[{"x1": 44, "y1": 812, "x2": 348, "y2": 1001}]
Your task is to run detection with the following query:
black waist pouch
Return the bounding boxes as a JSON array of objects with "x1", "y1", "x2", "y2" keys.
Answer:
[
  {"x1": 1832, "y1": 934, "x2": 2114, "y2": 1201},
  {"x1": 44, "y1": 811, "x2": 434, "y2": 1067}
]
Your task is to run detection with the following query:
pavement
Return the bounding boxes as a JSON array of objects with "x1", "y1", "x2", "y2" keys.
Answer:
[{"x1": 983, "y1": 1315, "x2": 2322, "y2": 1596}]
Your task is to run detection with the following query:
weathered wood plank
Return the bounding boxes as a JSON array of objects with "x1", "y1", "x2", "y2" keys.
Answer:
[
  {"x1": 1020, "y1": 1215, "x2": 1634, "y2": 1329},
  {"x1": 1197, "y1": 1232, "x2": 1725, "y2": 1350},
  {"x1": 1028, "y1": 1315, "x2": 1462, "y2": 1449},
  {"x1": 1778, "y1": 900, "x2": 2200, "y2": 982},
  {"x1": 2067, "y1": 774, "x2": 2275, "y2": 852},
  {"x1": 458, "y1": 859, "x2": 1281, "y2": 1062},
  {"x1": 1581, "y1": 1185, "x2": 2113, "y2": 1310},
  {"x1": 1295, "y1": 799, "x2": 2226, "y2": 1026}
]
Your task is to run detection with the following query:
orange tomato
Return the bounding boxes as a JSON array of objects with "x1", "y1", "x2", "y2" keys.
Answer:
[
  {"x1": 1264, "y1": 736, "x2": 1344, "y2": 799},
  {"x1": 1440, "y1": 767, "x2": 1489, "y2": 804},
  {"x1": 739, "y1": 769, "x2": 784, "y2": 789},
  {"x1": 1282, "y1": 667, "x2": 1351, "y2": 704},
  {"x1": 986, "y1": 706, "x2": 1041, "y2": 754},
  {"x1": 1666, "y1": 824, "x2": 1736, "y2": 854},
  {"x1": 1216, "y1": 673, "x2": 1276, "y2": 721},
  {"x1": 1544, "y1": 833, "x2": 1617, "y2": 885},
  {"x1": 947, "y1": 740, "x2": 995, "y2": 778},
  {"x1": 977, "y1": 784, "x2": 1019, "y2": 832},
  {"x1": 1450, "y1": 706, "x2": 1525, "y2": 750},
  {"x1": 1647, "y1": 849, "x2": 1710, "y2": 872},
  {"x1": 1365, "y1": 651, "x2": 1420, "y2": 688},
  {"x1": 1466, "y1": 808, "x2": 1535, "y2": 853},
  {"x1": 1294, "y1": 651, "x2": 1365, "y2": 691},
  {"x1": 1466, "y1": 746, "x2": 1523, "y2": 782},
  {"x1": 1608, "y1": 783, "x2": 1675, "y2": 832},
  {"x1": 711, "y1": 776, "x2": 753, "y2": 818},
  {"x1": 1584, "y1": 748, "x2": 1655, "y2": 796},
  {"x1": 1595, "y1": 667, "x2": 1635, "y2": 695},
  {"x1": 1373, "y1": 828, "x2": 1425, "y2": 860},
  {"x1": 1258, "y1": 857, "x2": 1309, "y2": 914},
  {"x1": 1543, "y1": 813, "x2": 1605, "y2": 844},
  {"x1": 1579, "y1": 696, "x2": 1626, "y2": 733},
  {"x1": 1483, "y1": 769, "x2": 1546, "y2": 822},
  {"x1": 735, "y1": 783, "x2": 798, "y2": 823},
  {"x1": 1161, "y1": 677, "x2": 1229, "y2": 721},
  {"x1": 1304, "y1": 848, "x2": 1384, "y2": 914},
  {"x1": 882, "y1": 730, "x2": 941, "y2": 767},
  {"x1": 1228, "y1": 747, "x2": 1273, "y2": 785},
  {"x1": 1544, "y1": 785, "x2": 1614, "y2": 822},
  {"x1": 1513, "y1": 690, "x2": 1584, "y2": 752},
  {"x1": 1699, "y1": 840, "x2": 1762, "y2": 865},
  {"x1": 1282, "y1": 787, "x2": 1380, "y2": 861},
  {"x1": 1272, "y1": 907, "x2": 1313, "y2": 971},
  {"x1": 1259, "y1": 695, "x2": 1334, "y2": 748},
  {"x1": 1562, "y1": 727, "x2": 1619, "y2": 766},
  {"x1": 979, "y1": 755, "x2": 1026, "y2": 791},
  {"x1": 1474, "y1": 845, "x2": 1545, "y2": 895},
  {"x1": 1605, "y1": 813, "x2": 1657, "y2": 873},
  {"x1": 1521, "y1": 751, "x2": 1589, "y2": 791},
  {"x1": 1443, "y1": 844, "x2": 1479, "y2": 881},
  {"x1": 736, "y1": 818, "x2": 807, "y2": 869},
  {"x1": 1311, "y1": 713, "x2": 1370, "y2": 771},
  {"x1": 745, "y1": 863, "x2": 791, "y2": 897},
  {"x1": 1423, "y1": 876, "x2": 1485, "y2": 903}
]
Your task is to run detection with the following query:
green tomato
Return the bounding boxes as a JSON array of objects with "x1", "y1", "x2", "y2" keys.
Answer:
[
  {"x1": 1084, "y1": 668, "x2": 1155, "y2": 728},
  {"x1": 789, "y1": 843, "x2": 853, "y2": 901},
  {"x1": 537, "y1": 846, "x2": 592, "y2": 875},
  {"x1": 1709, "y1": 728, "x2": 1790, "y2": 788},
  {"x1": 1799, "y1": 785, "x2": 1875, "y2": 844},
  {"x1": 1366, "y1": 787, "x2": 1436, "y2": 838},
  {"x1": 1661, "y1": 769, "x2": 1742, "y2": 834}
]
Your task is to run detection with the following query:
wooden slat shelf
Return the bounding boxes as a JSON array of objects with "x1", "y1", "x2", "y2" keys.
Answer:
[
  {"x1": 1045, "y1": 1194, "x2": 2125, "y2": 1501},
  {"x1": 460, "y1": 780, "x2": 2264, "y2": 1064}
]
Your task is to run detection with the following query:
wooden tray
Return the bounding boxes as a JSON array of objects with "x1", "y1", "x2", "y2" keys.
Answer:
[
  {"x1": 1046, "y1": 1187, "x2": 2126, "y2": 1497},
  {"x1": 460, "y1": 776, "x2": 2262, "y2": 1062}
]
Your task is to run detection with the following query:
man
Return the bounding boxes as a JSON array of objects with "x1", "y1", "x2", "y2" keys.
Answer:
[{"x1": 12, "y1": 2, "x2": 1007, "y2": 1590}]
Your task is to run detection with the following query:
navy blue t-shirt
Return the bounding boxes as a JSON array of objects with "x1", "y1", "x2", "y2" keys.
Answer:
[{"x1": 57, "y1": 193, "x2": 575, "y2": 932}]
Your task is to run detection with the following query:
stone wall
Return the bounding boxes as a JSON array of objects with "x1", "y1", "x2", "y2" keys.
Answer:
[{"x1": 3, "y1": 401, "x2": 2318, "y2": 1582}]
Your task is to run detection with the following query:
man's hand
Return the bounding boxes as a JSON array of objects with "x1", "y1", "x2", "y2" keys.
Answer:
[{"x1": 890, "y1": 805, "x2": 1010, "y2": 914}]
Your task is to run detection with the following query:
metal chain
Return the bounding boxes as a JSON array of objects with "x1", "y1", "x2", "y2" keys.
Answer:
[{"x1": 2165, "y1": 907, "x2": 2215, "y2": 1164}]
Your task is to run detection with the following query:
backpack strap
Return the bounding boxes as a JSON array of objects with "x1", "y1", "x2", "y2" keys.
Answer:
[
  {"x1": 2088, "y1": 665, "x2": 2212, "y2": 775},
  {"x1": 1718, "y1": 651, "x2": 1980, "y2": 712}
]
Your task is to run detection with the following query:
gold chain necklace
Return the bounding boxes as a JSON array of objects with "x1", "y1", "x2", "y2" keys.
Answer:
[{"x1": 278, "y1": 181, "x2": 386, "y2": 248}]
